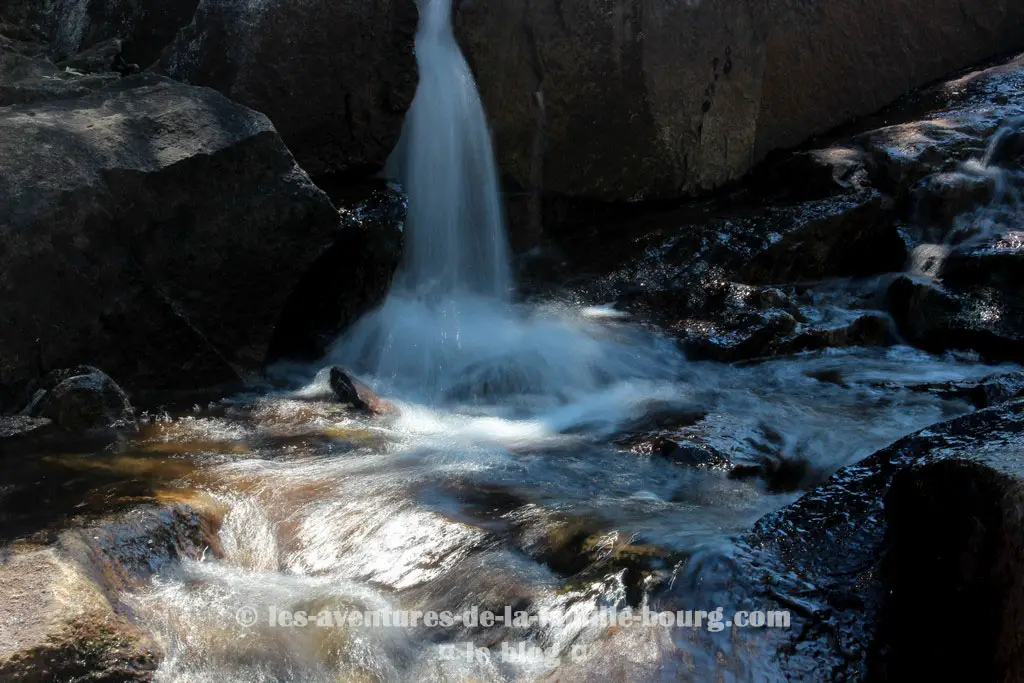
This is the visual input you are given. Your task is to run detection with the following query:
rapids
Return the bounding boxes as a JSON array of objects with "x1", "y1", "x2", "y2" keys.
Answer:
[{"x1": 110, "y1": 1, "x2": 1021, "y2": 681}]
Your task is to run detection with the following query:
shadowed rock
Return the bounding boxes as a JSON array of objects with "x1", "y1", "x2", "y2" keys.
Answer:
[
  {"x1": 749, "y1": 399, "x2": 1024, "y2": 679},
  {"x1": 457, "y1": 0, "x2": 1024, "y2": 202},
  {"x1": 0, "y1": 74, "x2": 343, "y2": 393}
]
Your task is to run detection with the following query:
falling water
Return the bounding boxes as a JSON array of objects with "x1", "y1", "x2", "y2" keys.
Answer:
[
  {"x1": 331, "y1": 0, "x2": 680, "y2": 404},
  {"x1": 387, "y1": 0, "x2": 511, "y2": 299},
  {"x1": 909, "y1": 116, "x2": 1024, "y2": 276}
]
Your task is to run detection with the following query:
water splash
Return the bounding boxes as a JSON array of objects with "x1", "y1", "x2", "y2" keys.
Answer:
[
  {"x1": 909, "y1": 117, "x2": 1024, "y2": 276},
  {"x1": 330, "y1": 0, "x2": 683, "y2": 404}
]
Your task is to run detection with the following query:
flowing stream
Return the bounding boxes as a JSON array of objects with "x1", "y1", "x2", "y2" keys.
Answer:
[{"x1": 118, "y1": 2, "x2": 1020, "y2": 680}]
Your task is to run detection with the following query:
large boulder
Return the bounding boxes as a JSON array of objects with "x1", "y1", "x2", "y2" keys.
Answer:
[
  {"x1": 157, "y1": 0, "x2": 418, "y2": 177},
  {"x1": 0, "y1": 0, "x2": 418, "y2": 178},
  {"x1": 456, "y1": 0, "x2": 1024, "y2": 202},
  {"x1": 0, "y1": 74, "x2": 344, "y2": 392},
  {"x1": 749, "y1": 399, "x2": 1024, "y2": 680}
]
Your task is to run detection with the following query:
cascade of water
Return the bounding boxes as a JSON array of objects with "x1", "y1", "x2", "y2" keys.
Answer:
[
  {"x1": 329, "y1": 0, "x2": 682, "y2": 403},
  {"x1": 387, "y1": 0, "x2": 511, "y2": 299}
]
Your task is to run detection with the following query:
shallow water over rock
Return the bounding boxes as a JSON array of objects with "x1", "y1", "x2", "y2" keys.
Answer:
[{"x1": 41, "y1": 341, "x2": 1002, "y2": 682}]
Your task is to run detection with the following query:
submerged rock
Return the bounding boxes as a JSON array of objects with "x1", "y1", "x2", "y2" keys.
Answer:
[{"x1": 0, "y1": 74, "x2": 345, "y2": 392}]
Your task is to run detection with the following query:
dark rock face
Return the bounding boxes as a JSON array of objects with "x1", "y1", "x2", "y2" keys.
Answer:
[
  {"x1": 0, "y1": 74, "x2": 342, "y2": 392},
  {"x1": 267, "y1": 184, "x2": 405, "y2": 363},
  {"x1": 456, "y1": 0, "x2": 1024, "y2": 202},
  {"x1": 0, "y1": 29, "x2": 119, "y2": 105},
  {"x1": 0, "y1": 0, "x2": 199, "y2": 66},
  {"x1": 157, "y1": 0, "x2": 418, "y2": 177},
  {"x1": 749, "y1": 399, "x2": 1024, "y2": 679},
  {"x1": 456, "y1": 0, "x2": 769, "y2": 203}
]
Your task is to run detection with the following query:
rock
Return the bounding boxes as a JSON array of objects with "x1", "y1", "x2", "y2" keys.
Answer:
[
  {"x1": 985, "y1": 116, "x2": 1024, "y2": 169},
  {"x1": 56, "y1": 36, "x2": 123, "y2": 74},
  {"x1": 0, "y1": 500, "x2": 219, "y2": 682},
  {"x1": 266, "y1": 184, "x2": 405, "y2": 363},
  {"x1": 676, "y1": 308, "x2": 798, "y2": 363},
  {"x1": 0, "y1": 32, "x2": 119, "y2": 106},
  {"x1": 749, "y1": 399, "x2": 1024, "y2": 680},
  {"x1": 0, "y1": 415, "x2": 51, "y2": 440},
  {"x1": 0, "y1": 74, "x2": 352, "y2": 393},
  {"x1": 738, "y1": 193, "x2": 903, "y2": 285},
  {"x1": 850, "y1": 56, "x2": 1024, "y2": 195},
  {"x1": 0, "y1": 0, "x2": 200, "y2": 67},
  {"x1": 888, "y1": 273, "x2": 1024, "y2": 363},
  {"x1": 456, "y1": 0, "x2": 1024, "y2": 202},
  {"x1": 157, "y1": 0, "x2": 418, "y2": 177},
  {"x1": 329, "y1": 367, "x2": 398, "y2": 417},
  {"x1": 659, "y1": 441, "x2": 731, "y2": 470},
  {"x1": 20, "y1": 366, "x2": 135, "y2": 432},
  {"x1": 933, "y1": 371, "x2": 1024, "y2": 409},
  {"x1": 651, "y1": 277, "x2": 800, "y2": 362},
  {"x1": 778, "y1": 311, "x2": 893, "y2": 355},
  {"x1": 0, "y1": 547, "x2": 158, "y2": 682},
  {"x1": 911, "y1": 170, "x2": 995, "y2": 231}
]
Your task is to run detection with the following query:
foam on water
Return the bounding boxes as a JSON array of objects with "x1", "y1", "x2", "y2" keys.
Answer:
[{"x1": 329, "y1": 0, "x2": 686, "y2": 408}]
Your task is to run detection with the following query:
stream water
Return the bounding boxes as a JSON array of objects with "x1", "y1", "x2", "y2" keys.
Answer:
[{"x1": 107, "y1": 2, "x2": 1022, "y2": 681}]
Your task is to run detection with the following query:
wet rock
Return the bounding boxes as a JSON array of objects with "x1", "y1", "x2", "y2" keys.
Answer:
[
  {"x1": 739, "y1": 192, "x2": 903, "y2": 285},
  {"x1": 626, "y1": 272, "x2": 804, "y2": 362},
  {"x1": 329, "y1": 368, "x2": 398, "y2": 417},
  {"x1": 157, "y1": 0, "x2": 418, "y2": 177},
  {"x1": 0, "y1": 547, "x2": 159, "y2": 682},
  {"x1": 457, "y1": 0, "x2": 1024, "y2": 202},
  {"x1": 985, "y1": 116, "x2": 1024, "y2": 169},
  {"x1": 888, "y1": 274, "x2": 1024, "y2": 363},
  {"x1": 0, "y1": 500, "x2": 219, "y2": 682},
  {"x1": 0, "y1": 74, "x2": 345, "y2": 393},
  {"x1": 911, "y1": 170, "x2": 995, "y2": 231},
  {"x1": 936, "y1": 371, "x2": 1024, "y2": 409},
  {"x1": 874, "y1": 458, "x2": 1024, "y2": 680},
  {"x1": 850, "y1": 55, "x2": 1024, "y2": 195},
  {"x1": 778, "y1": 311, "x2": 893, "y2": 355},
  {"x1": 749, "y1": 399, "x2": 1024, "y2": 679},
  {"x1": 676, "y1": 308, "x2": 798, "y2": 363},
  {"x1": 0, "y1": 416, "x2": 51, "y2": 440},
  {"x1": 509, "y1": 510, "x2": 679, "y2": 604},
  {"x1": 659, "y1": 441, "x2": 731, "y2": 470},
  {"x1": 18, "y1": 366, "x2": 134, "y2": 433}
]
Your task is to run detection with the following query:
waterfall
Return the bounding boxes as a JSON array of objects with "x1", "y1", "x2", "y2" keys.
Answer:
[
  {"x1": 388, "y1": 0, "x2": 512, "y2": 300},
  {"x1": 329, "y1": 0, "x2": 680, "y2": 403}
]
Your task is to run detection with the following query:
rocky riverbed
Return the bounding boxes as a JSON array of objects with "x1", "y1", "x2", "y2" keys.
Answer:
[{"x1": 2, "y1": 4, "x2": 1024, "y2": 682}]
